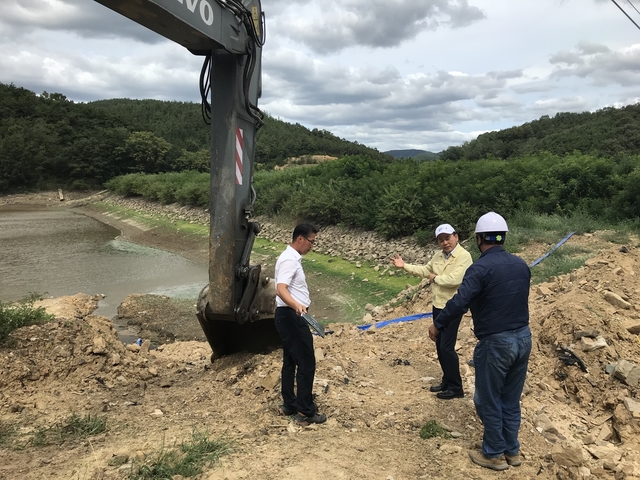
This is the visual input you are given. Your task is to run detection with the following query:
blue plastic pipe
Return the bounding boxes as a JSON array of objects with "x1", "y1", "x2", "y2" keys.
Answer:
[
  {"x1": 528, "y1": 231, "x2": 576, "y2": 267},
  {"x1": 357, "y1": 312, "x2": 433, "y2": 331}
]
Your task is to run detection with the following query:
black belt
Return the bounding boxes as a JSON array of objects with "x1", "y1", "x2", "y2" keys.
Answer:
[{"x1": 276, "y1": 306, "x2": 310, "y2": 312}]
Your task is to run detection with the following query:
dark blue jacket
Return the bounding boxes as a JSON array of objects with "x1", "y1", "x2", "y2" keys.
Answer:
[{"x1": 434, "y1": 246, "x2": 530, "y2": 340}]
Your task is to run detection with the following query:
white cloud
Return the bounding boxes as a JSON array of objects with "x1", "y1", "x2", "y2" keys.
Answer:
[
  {"x1": 275, "y1": 0, "x2": 485, "y2": 54},
  {"x1": 550, "y1": 43, "x2": 640, "y2": 88},
  {"x1": 1, "y1": 0, "x2": 161, "y2": 43},
  {"x1": 0, "y1": 0, "x2": 639, "y2": 152}
]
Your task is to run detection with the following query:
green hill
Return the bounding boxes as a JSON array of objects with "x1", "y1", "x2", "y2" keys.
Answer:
[
  {"x1": 413, "y1": 151, "x2": 440, "y2": 162},
  {"x1": 440, "y1": 104, "x2": 640, "y2": 161},
  {"x1": 89, "y1": 99, "x2": 389, "y2": 167},
  {"x1": 384, "y1": 149, "x2": 439, "y2": 161},
  {"x1": 0, "y1": 82, "x2": 388, "y2": 192},
  {"x1": 89, "y1": 98, "x2": 208, "y2": 153}
]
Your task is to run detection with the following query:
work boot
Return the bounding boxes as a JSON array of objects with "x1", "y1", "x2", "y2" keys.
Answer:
[
  {"x1": 278, "y1": 405, "x2": 297, "y2": 416},
  {"x1": 294, "y1": 412, "x2": 327, "y2": 426},
  {"x1": 468, "y1": 450, "x2": 509, "y2": 471},
  {"x1": 505, "y1": 453, "x2": 522, "y2": 467}
]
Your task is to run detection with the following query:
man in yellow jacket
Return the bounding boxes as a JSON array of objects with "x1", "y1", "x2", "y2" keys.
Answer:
[{"x1": 391, "y1": 224, "x2": 473, "y2": 399}]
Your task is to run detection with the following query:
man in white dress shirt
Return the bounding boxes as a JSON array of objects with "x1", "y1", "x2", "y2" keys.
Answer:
[{"x1": 274, "y1": 223, "x2": 326, "y2": 426}]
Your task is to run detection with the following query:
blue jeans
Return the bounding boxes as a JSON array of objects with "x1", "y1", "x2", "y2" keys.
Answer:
[{"x1": 473, "y1": 325, "x2": 531, "y2": 458}]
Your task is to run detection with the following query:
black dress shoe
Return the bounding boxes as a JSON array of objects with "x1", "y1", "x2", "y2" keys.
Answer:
[
  {"x1": 429, "y1": 383, "x2": 446, "y2": 393},
  {"x1": 436, "y1": 389, "x2": 464, "y2": 399}
]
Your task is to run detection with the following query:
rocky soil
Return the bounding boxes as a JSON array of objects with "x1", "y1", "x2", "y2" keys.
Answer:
[{"x1": 1, "y1": 192, "x2": 640, "y2": 480}]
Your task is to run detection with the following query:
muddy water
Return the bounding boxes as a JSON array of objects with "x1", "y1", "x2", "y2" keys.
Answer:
[{"x1": 0, "y1": 208, "x2": 208, "y2": 320}]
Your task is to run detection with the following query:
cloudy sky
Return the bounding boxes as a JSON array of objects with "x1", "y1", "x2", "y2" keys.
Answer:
[{"x1": 1, "y1": 0, "x2": 640, "y2": 152}]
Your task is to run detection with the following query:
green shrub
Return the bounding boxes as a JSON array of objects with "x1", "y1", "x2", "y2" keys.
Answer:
[
  {"x1": 375, "y1": 183, "x2": 424, "y2": 239},
  {"x1": 414, "y1": 228, "x2": 431, "y2": 247},
  {"x1": 27, "y1": 413, "x2": 107, "y2": 447},
  {"x1": 174, "y1": 179, "x2": 210, "y2": 207},
  {"x1": 174, "y1": 149, "x2": 210, "y2": 172},
  {"x1": 105, "y1": 171, "x2": 210, "y2": 206},
  {"x1": 0, "y1": 296, "x2": 55, "y2": 342},
  {"x1": 419, "y1": 420, "x2": 451, "y2": 440},
  {"x1": 130, "y1": 430, "x2": 231, "y2": 479}
]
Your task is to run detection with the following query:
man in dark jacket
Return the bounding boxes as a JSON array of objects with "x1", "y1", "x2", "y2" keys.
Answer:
[{"x1": 428, "y1": 212, "x2": 531, "y2": 471}]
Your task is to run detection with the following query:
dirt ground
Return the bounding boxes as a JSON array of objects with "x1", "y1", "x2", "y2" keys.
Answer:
[{"x1": 2, "y1": 193, "x2": 640, "y2": 480}]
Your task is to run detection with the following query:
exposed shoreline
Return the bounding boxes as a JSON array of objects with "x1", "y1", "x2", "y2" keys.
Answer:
[
  {"x1": 1, "y1": 192, "x2": 210, "y2": 344},
  {"x1": 1, "y1": 191, "x2": 212, "y2": 266},
  {"x1": 76, "y1": 202, "x2": 211, "y2": 266}
]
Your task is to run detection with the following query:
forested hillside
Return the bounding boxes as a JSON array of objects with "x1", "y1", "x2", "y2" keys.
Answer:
[
  {"x1": 5, "y1": 80, "x2": 640, "y2": 240},
  {"x1": 0, "y1": 83, "x2": 386, "y2": 192},
  {"x1": 385, "y1": 149, "x2": 439, "y2": 161},
  {"x1": 89, "y1": 98, "x2": 209, "y2": 153},
  {"x1": 88, "y1": 99, "x2": 387, "y2": 166},
  {"x1": 0, "y1": 84, "x2": 137, "y2": 191},
  {"x1": 440, "y1": 104, "x2": 640, "y2": 161}
]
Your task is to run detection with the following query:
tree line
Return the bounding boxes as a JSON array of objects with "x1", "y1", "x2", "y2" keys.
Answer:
[
  {"x1": 3, "y1": 81, "x2": 640, "y2": 240},
  {"x1": 251, "y1": 152, "x2": 640, "y2": 238},
  {"x1": 0, "y1": 83, "x2": 386, "y2": 192},
  {"x1": 107, "y1": 151, "x2": 640, "y2": 241},
  {"x1": 440, "y1": 104, "x2": 640, "y2": 161},
  {"x1": 0, "y1": 84, "x2": 201, "y2": 192}
]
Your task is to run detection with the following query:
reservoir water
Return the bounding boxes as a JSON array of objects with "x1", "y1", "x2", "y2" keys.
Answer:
[{"x1": 0, "y1": 208, "x2": 208, "y2": 318}]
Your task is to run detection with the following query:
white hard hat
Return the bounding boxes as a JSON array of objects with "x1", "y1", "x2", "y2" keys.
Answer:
[
  {"x1": 435, "y1": 223, "x2": 455, "y2": 237},
  {"x1": 475, "y1": 212, "x2": 509, "y2": 233}
]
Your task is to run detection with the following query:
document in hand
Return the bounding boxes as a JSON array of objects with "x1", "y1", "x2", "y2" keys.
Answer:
[{"x1": 302, "y1": 312, "x2": 325, "y2": 338}]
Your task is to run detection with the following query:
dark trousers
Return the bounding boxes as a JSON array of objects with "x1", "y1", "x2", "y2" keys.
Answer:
[
  {"x1": 432, "y1": 306, "x2": 463, "y2": 391},
  {"x1": 274, "y1": 307, "x2": 316, "y2": 416}
]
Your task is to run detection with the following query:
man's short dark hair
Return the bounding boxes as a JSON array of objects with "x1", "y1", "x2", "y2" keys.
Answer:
[
  {"x1": 293, "y1": 223, "x2": 318, "y2": 242},
  {"x1": 477, "y1": 232, "x2": 506, "y2": 245}
]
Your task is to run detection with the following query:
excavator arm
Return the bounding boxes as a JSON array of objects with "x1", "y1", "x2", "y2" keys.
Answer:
[
  {"x1": 93, "y1": 0, "x2": 260, "y2": 54},
  {"x1": 94, "y1": 0, "x2": 278, "y2": 358}
]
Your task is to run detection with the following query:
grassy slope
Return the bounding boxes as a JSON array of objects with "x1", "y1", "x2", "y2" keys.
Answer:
[{"x1": 252, "y1": 237, "x2": 421, "y2": 323}]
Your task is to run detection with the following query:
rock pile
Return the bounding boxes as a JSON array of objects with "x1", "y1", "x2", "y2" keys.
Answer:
[
  {"x1": 373, "y1": 242, "x2": 640, "y2": 479},
  {"x1": 103, "y1": 195, "x2": 436, "y2": 264}
]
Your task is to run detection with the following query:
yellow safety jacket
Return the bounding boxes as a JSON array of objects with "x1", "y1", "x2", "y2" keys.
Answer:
[{"x1": 403, "y1": 245, "x2": 473, "y2": 309}]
